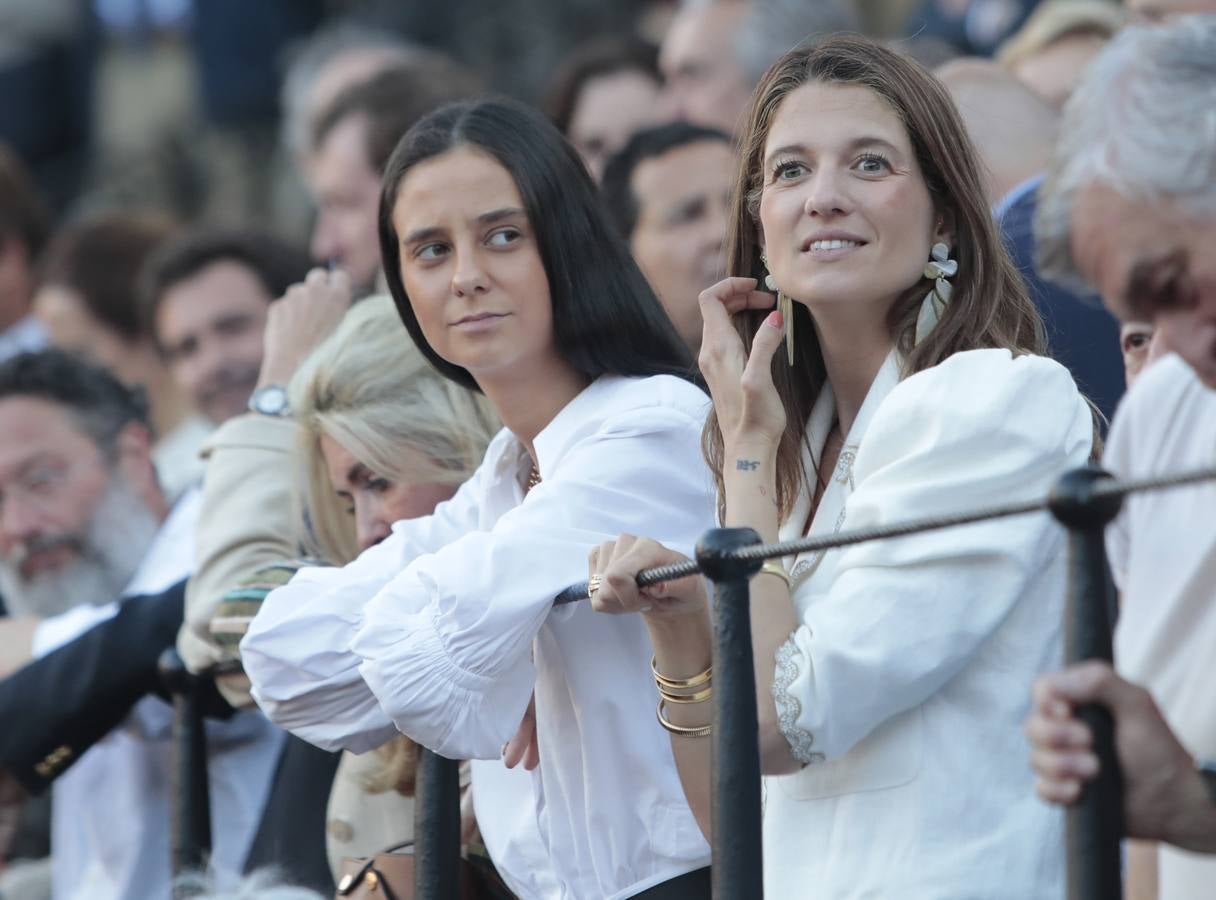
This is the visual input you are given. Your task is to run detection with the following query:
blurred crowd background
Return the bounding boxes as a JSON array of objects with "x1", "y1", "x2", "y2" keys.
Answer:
[
  {"x1": 1, "y1": 0, "x2": 1150, "y2": 423},
  {"x1": 1, "y1": 0, "x2": 1118, "y2": 234},
  {"x1": 1, "y1": 1, "x2": 1207, "y2": 899}
]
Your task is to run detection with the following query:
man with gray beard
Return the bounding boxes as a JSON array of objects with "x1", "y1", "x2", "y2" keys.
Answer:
[
  {"x1": 0, "y1": 463, "x2": 160, "y2": 623},
  {"x1": 0, "y1": 351, "x2": 165, "y2": 673},
  {"x1": 0, "y1": 350, "x2": 281, "y2": 900}
]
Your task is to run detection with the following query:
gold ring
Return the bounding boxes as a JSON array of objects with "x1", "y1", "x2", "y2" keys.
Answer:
[{"x1": 587, "y1": 574, "x2": 603, "y2": 597}]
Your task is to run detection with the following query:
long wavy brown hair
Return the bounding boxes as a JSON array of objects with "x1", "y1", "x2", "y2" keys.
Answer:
[{"x1": 705, "y1": 35, "x2": 1046, "y2": 522}]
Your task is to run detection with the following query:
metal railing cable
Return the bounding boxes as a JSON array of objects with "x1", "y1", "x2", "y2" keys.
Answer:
[
  {"x1": 166, "y1": 463, "x2": 1215, "y2": 900},
  {"x1": 553, "y1": 464, "x2": 1216, "y2": 604},
  {"x1": 553, "y1": 462, "x2": 1215, "y2": 900}
]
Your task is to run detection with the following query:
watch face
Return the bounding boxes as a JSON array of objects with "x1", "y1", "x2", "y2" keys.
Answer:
[{"x1": 251, "y1": 386, "x2": 288, "y2": 416}]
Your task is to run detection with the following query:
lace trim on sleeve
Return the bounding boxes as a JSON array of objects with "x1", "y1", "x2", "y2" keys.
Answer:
[{"x1": 772, "y1": 637, "x2": 823, "y2": 765}]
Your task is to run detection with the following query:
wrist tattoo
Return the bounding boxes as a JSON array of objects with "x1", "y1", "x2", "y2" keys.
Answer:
[{"x1": 735, "y1": 458, "x2": 761, "y2": 471}]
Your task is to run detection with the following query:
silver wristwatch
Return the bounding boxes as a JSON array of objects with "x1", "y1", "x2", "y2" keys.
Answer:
[{"x1": 248, "y1": 384, "x2": 291, "y2": 418}]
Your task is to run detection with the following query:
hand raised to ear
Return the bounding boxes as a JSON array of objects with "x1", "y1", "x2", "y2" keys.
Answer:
[{"x1": 697, "y1": 277, "x2": 786, "y2": 449}]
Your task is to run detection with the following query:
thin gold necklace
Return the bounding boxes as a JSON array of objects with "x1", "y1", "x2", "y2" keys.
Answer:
[{"x1": 526, "y1": 464, "x2": 541, "y2": 492}]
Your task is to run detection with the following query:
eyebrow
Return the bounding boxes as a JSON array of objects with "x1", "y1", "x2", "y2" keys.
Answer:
[
  {"x1": 345, "y1": 460, "x2": 370, "y2": 486},
  {"x1": 477, "y1": 206, "x2": 526, "y2": 226},
  {"x1": 764, "y1": 136, "x2": 902, "y2": 170},
  {"x1": 402, "y1": 207, "x2": 527, "y2": 246},
  {"x1": 1124, "y1": 249, "x2": 1188, "y2": 317},
  {"x1": 664, "y1": 192, "x2": 709, "y2": 222},
  {"x1": 14, "y1": 458, "x2": 61, "y2": 479}
]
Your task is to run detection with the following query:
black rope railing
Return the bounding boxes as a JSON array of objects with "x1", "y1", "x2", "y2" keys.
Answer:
[
  {"x1": 549, "y1": 463, "x2": 1214, "y2": 899},
  {"x1": 553, "y1": 465, "x2": 1216, "y2": 604},
  {"x1": 165, "y1": 464, "x2": 1215, "y2": 900}
]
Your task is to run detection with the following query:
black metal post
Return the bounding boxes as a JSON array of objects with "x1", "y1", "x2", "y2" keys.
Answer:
[
  {"x1": 696, "y1": 527, "x2": 764, "y2": 900},
  {"x1": 1047, "y1": 467, "x2": 1125, "y2": 900},
  {"x1": 413, "y1": 747, "x2": 462, "y2": 899},
  {"x1": 157, "y1": 648, "x2": 212, "y2": 888}
]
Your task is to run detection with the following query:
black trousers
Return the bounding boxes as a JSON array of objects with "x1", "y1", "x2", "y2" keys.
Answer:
[{"x1": 242, "y1": 733, "x2": 341, "y2": 893}]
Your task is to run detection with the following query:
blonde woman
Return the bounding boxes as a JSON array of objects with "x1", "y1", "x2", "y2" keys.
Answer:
[
  {"x1": 205, "y1": 290, "x2": 547, "y2": 894},
  {"x1": 286, "y1": 294, "x2": 499, "y2": 881},
  {"x1": 291, "y1": 295, "x2": 498, "y2": 567}
]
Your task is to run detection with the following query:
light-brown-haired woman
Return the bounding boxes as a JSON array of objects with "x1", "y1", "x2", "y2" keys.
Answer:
[{"x1": 590, "y1": 35, "x2": 1093, "y2": 897}]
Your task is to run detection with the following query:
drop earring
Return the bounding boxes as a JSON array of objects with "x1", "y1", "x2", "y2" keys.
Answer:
[
  {"x1": 915, "y1": 241, "x2": 957, "y2": 346},
  {"x1": 761, "y1": 255, "x2": 795, "y2": 366}
]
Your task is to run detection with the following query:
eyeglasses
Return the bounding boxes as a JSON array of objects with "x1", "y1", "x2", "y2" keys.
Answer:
[{"x1": 0, "y1": 459, "x2": 93, "y2": 516}]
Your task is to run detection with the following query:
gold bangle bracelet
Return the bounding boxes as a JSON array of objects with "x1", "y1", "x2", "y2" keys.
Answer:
[
  {"x1": 757, "y1": 559, "x2": 791, "y2": 588},
  {"x1": 657, "y1": 683, "x2": 713, "y2": 704},
  {"x1": 656, "y1": 699, "x2": 712, "y2": 738},
  {"x1": 651, "y1": 656, "x2": 712, "y2": 690}
]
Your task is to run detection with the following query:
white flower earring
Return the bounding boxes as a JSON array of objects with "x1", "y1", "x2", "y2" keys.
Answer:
[
  {"x1": 761, "y1": 255, "x2": 795, "y2": 366},
  {"x1": 915, "y1": 242, "x2": 957, "y2": 346}
]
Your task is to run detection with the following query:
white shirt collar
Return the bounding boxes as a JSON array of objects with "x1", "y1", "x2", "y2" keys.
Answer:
[
  {"x1": 122, "y1": 487, "x2": 202, "y2": 596},
  {"x1": 0, "y1": 315, "x2": 47, "y2": 361},
  {"x1": 781, "y1": 349, "x2": 903, "y2": 545}
]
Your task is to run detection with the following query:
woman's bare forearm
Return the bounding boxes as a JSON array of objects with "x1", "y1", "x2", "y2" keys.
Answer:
[
  {"x1": 645, "y1": 610, "x2": 714, "y2": 838},
  {"x1": 723, "y1": 440, "x2": 801, "y2": 774}
]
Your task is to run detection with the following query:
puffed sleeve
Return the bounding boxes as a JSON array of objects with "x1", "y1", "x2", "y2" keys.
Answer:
[
  {"x1": 774, "y1": 350, "x2": 1093, "y2": 762},
  {"x1": 349, "y1": 404, "x2": 713, "y2": 761},
  {"x1": 241, "y1": 451, "x2": 492, "y2": 753}
]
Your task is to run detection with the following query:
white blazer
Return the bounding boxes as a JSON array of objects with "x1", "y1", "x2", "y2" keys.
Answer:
[{"x1": 764, "y1": 349, "x2": 1093, "y2": 899}]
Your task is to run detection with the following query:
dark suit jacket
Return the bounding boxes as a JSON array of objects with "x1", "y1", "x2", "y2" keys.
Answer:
[
  {"x1": 0, "y1": 579, "x2": 338, "y2": 891},
  {"x1": 0, "y1": 581, "x2": 188, "y2": 795},
  {"x1": 999, "y1": 182, "x2": 1125, "y2": 424}
]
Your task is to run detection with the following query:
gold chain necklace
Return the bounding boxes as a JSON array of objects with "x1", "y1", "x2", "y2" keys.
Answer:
[{"x1": 526, "y1": 464, "x2": 541, "y2": 492}]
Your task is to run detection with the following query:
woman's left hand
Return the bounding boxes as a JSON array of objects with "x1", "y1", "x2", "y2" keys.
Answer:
[
  {"x1": 502, "y1": 695, "x2": 539, "y2": 771},
  {"x1": 588, "y1": 535, "x2": 705, "y2": 622}
]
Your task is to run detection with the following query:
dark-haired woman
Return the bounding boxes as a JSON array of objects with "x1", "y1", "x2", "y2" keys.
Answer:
[
  {"x1": 589, "y1": 36, "x2": 1094, "y2": 897},
  {"x1": 241, "y1": 98, "x2": 713, "y2": 899}
]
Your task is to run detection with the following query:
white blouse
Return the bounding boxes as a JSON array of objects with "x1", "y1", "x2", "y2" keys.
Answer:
[
  {"x1": 764, "y1": 349, "x2": 1093, "y2": 899},
  {"x1": 242, "y1": 374, "x2": 714, "y2": 900}
]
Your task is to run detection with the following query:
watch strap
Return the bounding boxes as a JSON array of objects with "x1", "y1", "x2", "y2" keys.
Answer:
[
  {"x1": 1198, "y1": 758, "x2": 1216, "y2": 804},
  {"x1": 248, "y1": 384, "x2": 291, "y2": 418}
]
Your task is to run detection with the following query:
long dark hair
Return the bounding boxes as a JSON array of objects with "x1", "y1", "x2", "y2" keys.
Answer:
[
  {"x1": 706, "y1": 36, "x2": 1046, "y2": 521},
  {"x1": 378, "y1": 96, "x2": 694, "y2": 392}
]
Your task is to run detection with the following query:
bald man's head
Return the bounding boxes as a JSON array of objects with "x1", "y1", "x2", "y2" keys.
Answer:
[{"x1": 937, "y1": 58, "x2": 1059, "y2": 206}]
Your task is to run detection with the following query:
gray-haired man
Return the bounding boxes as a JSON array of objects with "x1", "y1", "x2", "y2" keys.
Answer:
[{"x1": 1024, "y1": 16, "x2": 1216, "y2": 896}]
